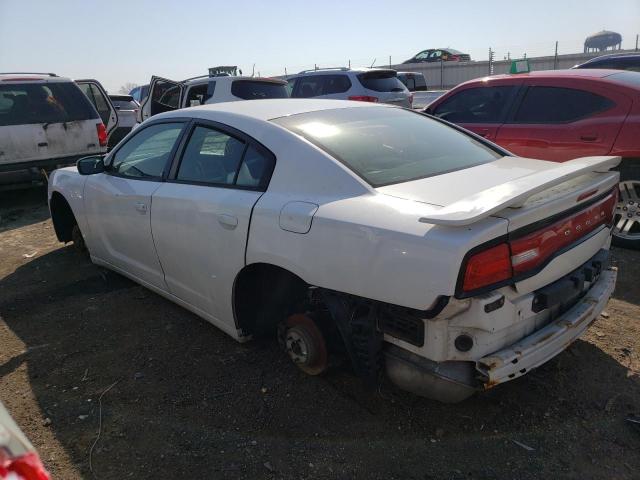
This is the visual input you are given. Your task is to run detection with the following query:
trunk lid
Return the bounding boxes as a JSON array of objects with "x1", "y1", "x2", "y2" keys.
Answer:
[{"x1": 376, "y1": 155, "x2": 620, "y2": 230}]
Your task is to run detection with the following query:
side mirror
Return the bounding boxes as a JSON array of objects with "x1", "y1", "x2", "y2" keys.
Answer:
[
  {"x1": 77, "y1": 155, "x2": 105, "y2": 175},
  {"x1": 423, "y1": 107, "x2": 433, "y2": 115}
]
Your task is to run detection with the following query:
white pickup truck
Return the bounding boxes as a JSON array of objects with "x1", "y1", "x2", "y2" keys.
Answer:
[{"x1": 48, "y1": 99, "x2": 619, "y2": 402}]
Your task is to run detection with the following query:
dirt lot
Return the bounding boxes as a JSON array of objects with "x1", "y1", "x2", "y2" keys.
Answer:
[{"x1": 1, "y1": 187, "x2": 639, "y2": 480}]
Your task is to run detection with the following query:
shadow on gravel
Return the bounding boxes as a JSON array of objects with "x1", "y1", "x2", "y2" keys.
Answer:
[
  {"x1": 611, "y1": 247, "x2": 640, "y2": 306},
  {"x1": 1, "y1": 246, "x2": 640, "y2": 479},
  {"x1": 0, "y1": 187, "x2": 49, "y2": 233}
]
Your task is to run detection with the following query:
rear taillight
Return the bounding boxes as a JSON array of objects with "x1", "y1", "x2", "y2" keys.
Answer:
[
  {"x1": 449, "y1": 55, "x2": 460, "y2": 61},
  {"x1": 460, "y1": 188, "x2": 618, "y2": 295},
  {"x1": 96, "y1": 123, "x2": 107, "y2": 147},
  {"x1": 348, "y1": 95, "x2": 378, "y2": 103},
  {"x1": 0, "y1": 452, "x2": 51, "y2": 480},
  {"x1": 462, "y1": 243, "x2": 512, "y2": 292}
]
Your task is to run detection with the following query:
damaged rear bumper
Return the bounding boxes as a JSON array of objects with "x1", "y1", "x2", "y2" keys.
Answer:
[
  {"x1": 385, "y1": 255, "x2": 617, "y2": 403},
  {"x1": 477, "y1": 266, "x2": 616, "y2": 387}
]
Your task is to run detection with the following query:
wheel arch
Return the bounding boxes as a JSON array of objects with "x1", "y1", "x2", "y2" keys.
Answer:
[
  {"x1": 232, "y1": 262, "x2": 310, "y2": 337},
  {"x1": 49, "y1": 190, "x2": 77, "y2": 243}
]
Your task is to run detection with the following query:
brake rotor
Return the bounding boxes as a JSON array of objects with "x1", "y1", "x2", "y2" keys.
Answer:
[{"x1": 284, "y1": 313, "x2": 328, "y2": 376}]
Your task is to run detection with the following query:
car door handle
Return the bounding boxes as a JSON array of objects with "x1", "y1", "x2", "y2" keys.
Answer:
[
  {"x1": 217, "y1": 214, "x2": 238, "y2": 229},
  {"x1": 580, "y1": 135, "x2": 598, "y2": 142},
  {"x1": 135, "y1": 202, "x2": 148, "y2": 214}
]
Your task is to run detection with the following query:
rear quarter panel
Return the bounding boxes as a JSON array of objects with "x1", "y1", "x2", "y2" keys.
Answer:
[{"x1": 248, "y1": 192, "x2": 507, "y2": 310}]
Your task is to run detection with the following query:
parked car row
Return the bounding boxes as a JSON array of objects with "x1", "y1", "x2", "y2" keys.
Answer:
[{"x1": 423, "y1": 68, "x2": 640, "y2": 247}]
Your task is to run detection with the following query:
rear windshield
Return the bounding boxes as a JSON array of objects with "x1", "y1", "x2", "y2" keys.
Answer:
[
  {"x1": 112, "y1": 100, "x2": 139, "y2": 110},
  {"x1": 357, "y1": 72, "x2": 406, "y2": 92},
  {"x1": 273, "y1": 107, "x2": 502, "y2": 187},
  {"x1": 0, "y1": 81, "x2": 98, "y2": 127},
  {"x1": 231, "y1": 80, "x2": 289, "y2": 100}
]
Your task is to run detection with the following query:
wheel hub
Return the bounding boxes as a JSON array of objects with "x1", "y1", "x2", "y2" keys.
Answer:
[
  {"x1": 614, "y1": 181, "x2": 640, "y2": 240},
  {"x1": 282, "y1": 313, "x2": 328, "y2": 376}
]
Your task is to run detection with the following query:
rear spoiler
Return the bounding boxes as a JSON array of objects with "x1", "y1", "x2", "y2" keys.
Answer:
[{"x1": 418, "y1": 156, "x2": 621, "y2": 227}]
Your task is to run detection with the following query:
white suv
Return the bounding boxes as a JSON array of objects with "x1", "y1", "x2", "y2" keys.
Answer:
[
  {"x1": 140, "y1": 68, "x2": 289, "y2": 122},
  {"x1": 286, "y1": 68, "x2": 412, "y2": 107},
  {"x1": 0, "y1": 73, "x2": 115, "y2": 189}
]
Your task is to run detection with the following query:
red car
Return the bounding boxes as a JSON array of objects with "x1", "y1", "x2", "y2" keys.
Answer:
[{"x1": 425, "y1": 69, "x2": 640, "y2": 248}]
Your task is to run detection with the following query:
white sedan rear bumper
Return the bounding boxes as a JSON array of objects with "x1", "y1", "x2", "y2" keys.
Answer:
[{"x1": 477, "y1": 267, "x2": 617, "y2": 387}]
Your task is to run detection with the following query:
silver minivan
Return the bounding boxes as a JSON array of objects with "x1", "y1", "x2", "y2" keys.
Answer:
[
  {"x1": 0, "y1": 73, "x2": 116, "y2": 188},
  {"x1": 287, "y1": 68, "x2": 412, "y2": 107}
]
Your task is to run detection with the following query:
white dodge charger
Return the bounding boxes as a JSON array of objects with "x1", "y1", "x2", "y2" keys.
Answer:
[{"x1": 48, "y1": 99, "x2": 619, "y2": 402}]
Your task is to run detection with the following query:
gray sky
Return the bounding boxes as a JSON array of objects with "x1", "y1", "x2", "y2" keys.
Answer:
[{"x1": 1, "y1": 0, "x2": 638, "y2": 92}]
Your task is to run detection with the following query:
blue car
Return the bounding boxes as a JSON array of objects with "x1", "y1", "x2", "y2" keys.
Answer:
[{"x1": 573, "y1": 52, "x2": 640, "y2": 72}]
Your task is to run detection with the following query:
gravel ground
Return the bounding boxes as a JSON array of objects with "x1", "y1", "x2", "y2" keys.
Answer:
[{"x1": 1, "y1": 187, "x2": 639, "y2": 480}]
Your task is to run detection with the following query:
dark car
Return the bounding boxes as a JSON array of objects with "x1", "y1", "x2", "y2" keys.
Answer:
[
  {"x1": 574, "y1": 53, "x2": 640, "y2": 72},
  {"x1": 425, "y1": 69, "x2": 640, "y2": 248},
  {"x1": 403, "y1": 48, "x2": 470, "y2": 64}
]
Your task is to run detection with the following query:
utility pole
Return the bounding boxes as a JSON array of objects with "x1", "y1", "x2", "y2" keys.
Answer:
[
  {"x1": 285, "y1": 67, "x2": 288, "y2": 77},
  {"x1": 553, "y1": 41, "x2": 559, "y2": 70},
  {"x1": 348, "y1": 59, "x2": 351, "y2": 68},
  {"x1": 389, "y1": 55, "x2": 392, "y2": 67},
  {"x1": 636, "y1": 34, "x2": 639, "y2": 51}
]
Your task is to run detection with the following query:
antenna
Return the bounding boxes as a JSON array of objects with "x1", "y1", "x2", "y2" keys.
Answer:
[{"x1": 370, "y1": 58, "x2": 376, "y2": 67}]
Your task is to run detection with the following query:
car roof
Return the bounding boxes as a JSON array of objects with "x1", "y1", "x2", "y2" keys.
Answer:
[
  {"x1": 0, "y1": 73, "x2": 71, "y2": 83},
  {"x1": 292, "y1": 68, "x2": 395, "y2": 76},
  {"x1": 583, "y1": 52, "x2": 640, "y2": 62},
  {"x1": 183, "y1": 75, "x2": 286, "y2": 86},
  {"x1": 458, "y1": 68, "x2": 634, "y2": 85},
  {"x1": 153, "y1": 98, "x2": 390, "y2": 122}
]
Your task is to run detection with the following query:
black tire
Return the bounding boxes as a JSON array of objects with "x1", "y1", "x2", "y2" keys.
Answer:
[
  {"x1": 612, "y1": 158, "x2": 640, "y2": 250},
  {"x1": 71, "y1": 224, "x2": 88, "y2": 254}
]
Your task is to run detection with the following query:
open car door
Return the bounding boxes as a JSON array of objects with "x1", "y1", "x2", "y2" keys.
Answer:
[
  {"x1": 139, "y1": 76, "x2": 185, "y2": 122},
  {"x1": 75, "y1": 79, "x2": 118, "y2": 139}
]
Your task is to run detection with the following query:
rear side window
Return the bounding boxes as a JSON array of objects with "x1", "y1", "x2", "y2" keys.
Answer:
[
  {"x1": 291, "y1": 75, "x2": 352, "y2": 98},
  {"x1": 274, "y1": 107, "x2": 502, "y2": 187},
  {"x1": 231, "y1": 80, "x2": 288, "y2": 100},
  {"x1": 514, "y1": 86, "x2": 614, "y2": 123},
  {"x1": 357, "y1": 72, "x2": 405, "y2": 92},
  {"x1": 0, "y1": 82, "x2": 98, "y2": 127},
  {"x1": 184, "y1": 83, "x2": 212, "y2": 107},
  {"x1": 236, "y1": 145, "x2": 275, "y2": 189},
  {"x1": 433, "y1": 86, "x2": 517, "y2": 123},
  {"x1": 177, "y1": 126, "x2": 246, "y2": 185},
  {"x1": 176, "y1": 125, "x2": 275, "y2": 190}
]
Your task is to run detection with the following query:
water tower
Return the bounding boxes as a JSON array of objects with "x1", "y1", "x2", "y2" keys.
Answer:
[{"x1": 584, "y1": 30, "x2": 622, "y2": 52}]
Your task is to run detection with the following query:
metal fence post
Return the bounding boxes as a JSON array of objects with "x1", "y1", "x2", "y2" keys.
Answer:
[
  {"x1": 553, "y1": 41, "x2": 559, "y2": 69},
  {"x1": 440, "y1": 60, "x2": 444, "y2": 89}
]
